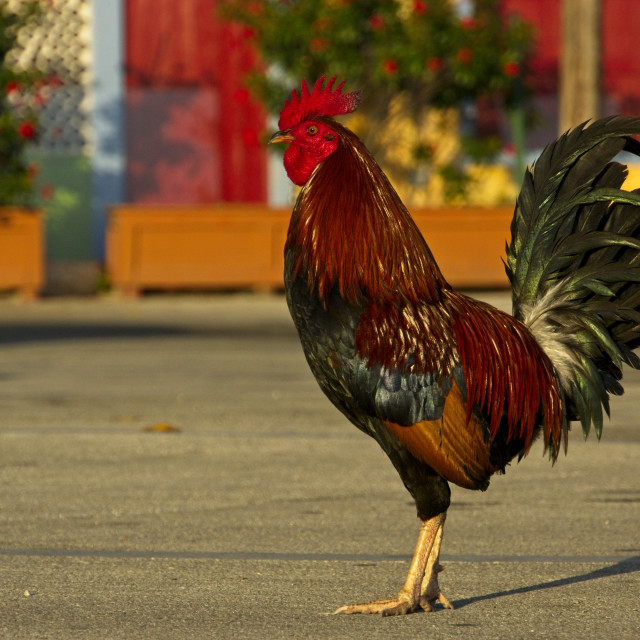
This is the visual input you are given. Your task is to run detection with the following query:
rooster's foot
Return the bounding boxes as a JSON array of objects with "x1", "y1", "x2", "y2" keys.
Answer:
[
  {"x1": 334, "y1": 589, "x2": 452, "y2": 616},
  {"x1": 334, "y1": 512, "x2": 453, "y2": 616},
  {"x1": 334, "y1": 594, "x2": 418, "y2": 616}
]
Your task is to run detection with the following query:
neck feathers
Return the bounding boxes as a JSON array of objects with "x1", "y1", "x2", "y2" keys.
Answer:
[{"x1": 285, "y1": 122, "x2": 447, "y2": 305}]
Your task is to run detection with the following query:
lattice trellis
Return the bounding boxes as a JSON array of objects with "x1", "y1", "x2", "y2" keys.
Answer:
[{"x1": 6, "y1": 0, "x2": 93, "y2": 153}]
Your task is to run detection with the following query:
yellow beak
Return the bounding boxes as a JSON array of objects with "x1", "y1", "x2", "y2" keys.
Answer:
[{"x1": 269, "y1": 130, "x2": 294, "y2": 144}]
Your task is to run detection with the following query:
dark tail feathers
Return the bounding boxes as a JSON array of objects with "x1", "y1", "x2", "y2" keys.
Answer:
[{"x1": 506, "y1": 117, "x2": 640, "y2": 454}]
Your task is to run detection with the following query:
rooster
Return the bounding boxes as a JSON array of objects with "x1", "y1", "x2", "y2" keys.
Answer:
[{"x1": 270, "y1": 76, "x2": 640, "y2": 615}]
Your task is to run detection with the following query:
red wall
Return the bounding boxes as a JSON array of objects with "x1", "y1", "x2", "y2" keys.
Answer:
[
  {"x1": 601, "y1": 0, "x2": 640, "y2": 114},
  {"x1": 503, "y1": 0, "x2": 640, "y2": 113},
  {"x1": 125, "y1": 0, "x2": 267, "y2": 204}
]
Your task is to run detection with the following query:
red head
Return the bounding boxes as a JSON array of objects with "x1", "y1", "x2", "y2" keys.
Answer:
[{"x1": 270, "y1": 76, "x2": 361, "y2": 185}]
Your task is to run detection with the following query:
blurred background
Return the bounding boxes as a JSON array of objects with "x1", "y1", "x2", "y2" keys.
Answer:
[{"x1": 1, "y1": 0, "x2": 639, "y2": 297}]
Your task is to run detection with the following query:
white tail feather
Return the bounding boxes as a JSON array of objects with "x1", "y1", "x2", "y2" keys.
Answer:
[{"x1": 518, "y1": 280, "x2": 580, "y2": 392}]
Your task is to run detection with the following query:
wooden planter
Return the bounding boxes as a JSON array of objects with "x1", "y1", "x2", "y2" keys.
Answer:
[
  {"x1": 0, "y1": 207, "x2": 44, "y2": 300},
  {"x1": 106, "y1": 204, "x2": 513, "y2": 296},
  {"x1": 413, "y1": 206, "x2": 513, "y2": 288}
]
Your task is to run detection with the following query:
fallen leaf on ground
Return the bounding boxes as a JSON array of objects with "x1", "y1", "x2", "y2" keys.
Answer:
[{"x1": 142, "y1": 422, "x2": 181, "y2": 433}]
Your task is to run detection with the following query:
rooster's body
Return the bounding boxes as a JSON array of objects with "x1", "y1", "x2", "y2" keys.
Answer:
[{"x1": 272, "y1": 77, "x2": 640, "y2": 615}]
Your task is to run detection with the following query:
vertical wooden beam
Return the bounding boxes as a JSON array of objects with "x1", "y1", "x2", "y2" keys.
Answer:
[{"x1": 559, "y1": 0, "x2": 601, "y2": 133}]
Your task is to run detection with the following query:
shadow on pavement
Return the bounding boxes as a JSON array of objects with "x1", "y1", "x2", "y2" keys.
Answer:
[
  {"x1": 0, "y1": 323, "x2": 186, "y2": 343},
  {"x1": 452, "y1": 555, "x2": 640, "y2": 610},
  {"x1": 0, "y1": 322, "x2": 295, "y2": 344}
]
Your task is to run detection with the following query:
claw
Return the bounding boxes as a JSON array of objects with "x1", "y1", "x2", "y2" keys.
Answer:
[
  {"x1": 334, "y1": 592, "x2": 452, "y2": 616},
  {"x1": 333, "y1": 512, "x2": 453, "y2": 616},
  {"x1": 419, "y1": 591, "x2": 454, "y2": 612},
  {"x1": 334, "y1": 597, "x2": 418, "y2": 616}
]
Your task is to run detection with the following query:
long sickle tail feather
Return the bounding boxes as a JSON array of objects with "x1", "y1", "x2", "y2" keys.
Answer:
[{"x1": 506, "y1": 117, "x2": 640, "y2": 452}]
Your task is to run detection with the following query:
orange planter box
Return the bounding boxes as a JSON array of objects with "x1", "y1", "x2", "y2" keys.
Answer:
[
  {"x1": 413, "y1": 206, "x2": 513, "y2": 289},
  {"x1": 106, "y1": 204, "x2": 513, "y2": 295},
  {"x1": 0, "y1": 208, "x2": 44, "y2": 300}
]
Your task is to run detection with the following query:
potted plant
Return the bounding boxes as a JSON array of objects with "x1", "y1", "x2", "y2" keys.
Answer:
[
  {"x1": 220, "y1": 0, "x2": 534, "y2": 203},
  {"x1": 0, "y1": 1, "x2": 45, "y2": 299}
]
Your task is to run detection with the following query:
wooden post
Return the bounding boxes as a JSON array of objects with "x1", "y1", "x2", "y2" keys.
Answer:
[{"x1": 559, "y1": 0, "x2": 601, "y2": 134}]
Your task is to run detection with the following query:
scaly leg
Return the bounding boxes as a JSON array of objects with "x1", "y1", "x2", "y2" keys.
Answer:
[
  {"x1": 334, "y1": 511, "x2": 453, "y2": 616},
  {"x1": 419, "y1": 511, "x2": 453, "y2": 611}
]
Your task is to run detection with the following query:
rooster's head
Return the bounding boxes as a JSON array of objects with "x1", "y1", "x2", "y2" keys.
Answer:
[{"x1": 270, "y1": 76, "x2": 361, "y2": 186}]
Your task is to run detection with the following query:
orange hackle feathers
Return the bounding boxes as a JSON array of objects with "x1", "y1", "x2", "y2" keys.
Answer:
[
  {"x1": 446, "y1": 292, "x2": 564, "y2": 458},
  {"x1": 278, "y1": 75, "x2": 362, "y2": 130},
  {"x1": 285, "y1": 121, "x2": 447, "y2": 308}
]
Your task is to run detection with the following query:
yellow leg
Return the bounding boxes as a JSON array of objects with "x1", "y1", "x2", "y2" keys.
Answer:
[
  {"x1": 419, "y1": 512, "x2": 453, "y2": 611},
  {"x1": 334, "y1": 511, "x2": 453, "y2": 616}
]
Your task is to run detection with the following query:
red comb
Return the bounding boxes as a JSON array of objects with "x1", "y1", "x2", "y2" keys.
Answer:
[{"x1": 278, "y1": 75, "x2": 361, "y2": 130}]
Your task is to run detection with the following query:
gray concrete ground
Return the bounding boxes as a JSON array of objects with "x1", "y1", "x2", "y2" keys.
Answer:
[{"x1": 0, "y1": 291, "x2": 638, "y2": 640}]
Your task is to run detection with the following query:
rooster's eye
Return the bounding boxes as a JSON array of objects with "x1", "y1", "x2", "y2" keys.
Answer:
[{"x1": 306, "y1": 125, "x2": 319, "y2": 136}]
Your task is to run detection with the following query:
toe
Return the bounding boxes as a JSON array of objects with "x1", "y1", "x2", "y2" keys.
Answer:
[
  {"x1": 419, "y1": 591, "x2": 454, "y2": 611},
  {"x1": 334, "y1": 597, "x2": 417, "y2": 616}
]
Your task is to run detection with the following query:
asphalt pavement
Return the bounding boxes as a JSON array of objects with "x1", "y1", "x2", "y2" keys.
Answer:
[{"x1": 0, "y1": 291, "x2": 638, "y2": 639}]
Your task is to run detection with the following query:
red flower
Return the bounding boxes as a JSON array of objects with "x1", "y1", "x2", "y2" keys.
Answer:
[
  {"x1": 460, "y1": 16, "x2": 476, "y2": 30},
  {"x1": 18, "y1": 121, "x2": 37, "y2": 139},
  {"x1": 503, "y1": 61, "x2": 520, "y2": 78},
  {"x1": 33, "y1": 92, "x2": 47, "y2": 107},
  {"x1": 413, "y1": 1, "x2": 428, "y2": 15},
  {"x1": 312, "y1": 18, "x2": 333, "y2": 31},
  {"x1": 5, "y1": 81, "x2": 20, "y2": 94},
  {"x1": 40, "y1": 184, "x2": 55, "y2": 201},
  {"x1": 310, "y1": 38, "x2": 328, "y2": 52},
  {"x1": 382, "y1": 59, "x2": 399, "y2": 75},
  {"x1": 369, "y1": 14, "x2": 385, "y2": 31},
  {"x1": 456, "y1": 48, "x2": 473, "y2": 64},
  {"x1": 45, "y1": 73, "x2": 64, "y2": 88},
  {"x1": 426, "y1": 57, "x2": 444, "y2": 73}
]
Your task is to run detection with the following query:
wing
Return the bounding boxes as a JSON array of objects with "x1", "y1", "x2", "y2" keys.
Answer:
[
  {"x1": 380, "y1": 375, "x2": 497, "y2": 490},
  {"x1": 348, "y1": 297, "x2": 500, "y2": 489},
  {"x1": 350, "y1": 292, "x2": 564, "y2": 487}
]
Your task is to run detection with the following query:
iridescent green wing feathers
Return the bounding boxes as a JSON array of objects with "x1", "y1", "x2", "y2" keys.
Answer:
[{"x1": 506, "y1": 117, "x2": 640, "y2": 441}]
